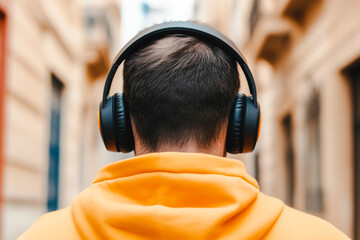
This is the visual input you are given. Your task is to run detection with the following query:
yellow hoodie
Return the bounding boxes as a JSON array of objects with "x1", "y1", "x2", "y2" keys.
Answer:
[{"x1": 19, "y1": 152, "x2": 349, "y2": 240}]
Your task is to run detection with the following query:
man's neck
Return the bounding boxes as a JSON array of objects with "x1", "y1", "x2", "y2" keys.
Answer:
[
  {"x1": 132, "y1": 122, "x2": 229, "y2": 157},
  {"x1": 134, "y1": 139, "x2": 227, "y2": 157}
]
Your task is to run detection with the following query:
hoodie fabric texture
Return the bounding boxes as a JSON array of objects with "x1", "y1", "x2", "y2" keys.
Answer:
[{"x1": 19, "y1": 152, "x2": 349, "y2": 239}]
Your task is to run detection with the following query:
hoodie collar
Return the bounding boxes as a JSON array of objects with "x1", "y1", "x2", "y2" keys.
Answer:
[{"x1": 93, "y1": 152, "x2": 259, "y2": 188}]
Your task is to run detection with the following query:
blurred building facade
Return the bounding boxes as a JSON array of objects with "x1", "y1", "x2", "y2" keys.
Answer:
[
  {"x1": 1, "y1": 0, "x2": 84, "y2": 238},
  {"x1": 0, "y1": 0, "x2": 122, "y2": 239},
  {"x1": 195, "y1": 0, "x2": 360, "y2": 238}
]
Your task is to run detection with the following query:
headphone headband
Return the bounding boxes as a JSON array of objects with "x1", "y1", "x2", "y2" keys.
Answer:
[{"x1": 102, "y1": 21, "x2": 258, "y2": 105}]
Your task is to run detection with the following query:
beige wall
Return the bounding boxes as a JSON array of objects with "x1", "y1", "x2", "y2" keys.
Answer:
[
  {"x1": 2, "y1": 0, "x2": 85, "y2": 239},
  {"x1": 2, "y1": 0, "x2": 126, "y2": 238}
]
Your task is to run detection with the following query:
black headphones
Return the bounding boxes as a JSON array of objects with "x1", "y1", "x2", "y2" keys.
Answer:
[{"x1": 98, "y1": 21, "x2": 261, "y2": 154}]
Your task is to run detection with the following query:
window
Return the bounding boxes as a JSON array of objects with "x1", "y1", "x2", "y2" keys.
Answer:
[
  {"x1": 282, "y1": 114, "x2": 295, "y2": 206},
  {"x1": 249, "y1": 0, "x2": 260, "y2": 36},
  {"x1": 84, "y1": 9, "x2": 113, "y2": 48},
  {"x1": 47, "y1": 74, "x2": 64, "y2": 212},
  {"x1": 254, "y1": 152, "x2": 260, "y2": 184},
  {"x1": 343, "y1": 58, "x2": 360, "y2": 239},
  {"x1": 305, "y1": 90, "x2": 323, "y2": 212}
]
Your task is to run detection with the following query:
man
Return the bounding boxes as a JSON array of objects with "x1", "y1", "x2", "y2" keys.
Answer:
[{"x1": 20, "y1": 23, "x2": 349, "y2": 239}]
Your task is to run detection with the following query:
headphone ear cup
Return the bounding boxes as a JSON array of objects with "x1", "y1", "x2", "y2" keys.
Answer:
[
  {"x1": 98, "y1": 93, "x2": 134, "y2": 152},
  {"x1": 226, "y1": 94, "x2": 247, "y2": 154},
  {"x1": 99, "y1": 96, "x2": 117, "y2": 152},
  {"x1": 226, "y1": 94, "x2": 260, "y2": 154},
  {"x1": 113, "y1": 93, "x2": 134, "y2": 153}
]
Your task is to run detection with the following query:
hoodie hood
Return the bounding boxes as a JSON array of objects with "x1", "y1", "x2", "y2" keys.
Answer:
[{"x1": 71, "y1": 152, "x2": 284, "y2": 240}]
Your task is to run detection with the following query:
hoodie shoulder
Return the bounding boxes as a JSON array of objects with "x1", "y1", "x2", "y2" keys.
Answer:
[
  {"x1": 18, "y1": 207, "x2": 81, "y2": 240},
  {"x1": 264, "y1": 206, "x2": 350, "y2": 240}
]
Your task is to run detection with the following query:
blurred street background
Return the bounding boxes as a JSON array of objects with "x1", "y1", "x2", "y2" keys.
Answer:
[{"x1": 0, "y1": 0, "x2": 359, "y2": 239}]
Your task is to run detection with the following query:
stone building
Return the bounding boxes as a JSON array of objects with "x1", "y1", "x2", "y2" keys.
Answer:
[
  {"x1": 195, "y1": 0, "x2": 360, "y2": 238},
  {"x1": 0, "y1": 0, "x2": 122, "y2": 239}
]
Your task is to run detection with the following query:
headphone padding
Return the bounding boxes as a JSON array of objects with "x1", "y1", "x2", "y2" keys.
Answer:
[
  {"x1": 99, "y1": 97, "x2": 117, "y2": 152},
  {"x1": 113, "y1": 93, "x2": 134, "y2": 153},
  {"x1": 241, "y1": 97, "x2": 260, "y2": 153},
  {"x1": 226, "y1": 94, "x2": 246, "y2": 154}
]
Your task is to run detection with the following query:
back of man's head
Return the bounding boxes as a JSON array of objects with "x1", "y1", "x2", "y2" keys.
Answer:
[{"x1": 123, "y1": 34, "x2": 240, "y2": 152}]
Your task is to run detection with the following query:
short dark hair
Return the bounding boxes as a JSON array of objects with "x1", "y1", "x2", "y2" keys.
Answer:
[{"x1": 123, "y1": 34, "x2": 240, "y2": 151}]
